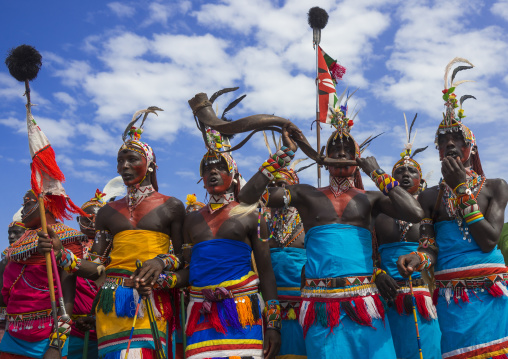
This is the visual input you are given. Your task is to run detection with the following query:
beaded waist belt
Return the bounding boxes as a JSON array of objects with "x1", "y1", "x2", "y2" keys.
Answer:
[
  {"x1": 189, "y1": 285, "x2": 258, "y2": 301},
  {"x1": 396, "y1": 278, "x2": 426, "y2": 287},
  {"x1": 305, "y1": 275, "x2": 373, "y2": 288},
  {"x1": 6, "y1": 308, "x2": 52, "y2": 322},
  {"x1": 435, "y1": 272, "x2": 508, "y2": 291}
]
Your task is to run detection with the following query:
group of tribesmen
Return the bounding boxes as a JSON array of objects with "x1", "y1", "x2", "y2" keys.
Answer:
[{"x1": 2, "y1": 42, "x2": 508, "y2": 359}]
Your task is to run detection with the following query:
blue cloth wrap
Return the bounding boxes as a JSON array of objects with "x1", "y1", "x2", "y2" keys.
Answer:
[
  {"x1": 270, "y1": 247, "x2": 306, "y2": 297},
  {"x1": 68, "y1": 335, "x2": 98, "y2": 359},
  {"x1": 270, "y1": 247, "x2": 307, "y2": 357},
  {"x1": 305, "y1": 317, "x2": 395, "y2": 359},
  {"x1": 189, "y1": 238, "x2": 252, "y2": 287},
  {"x1": 304, "y1": 223, "x2": 373, "y2": 278},
  {"x1": 435, "y1": 220, "x2": 505, "y2": 272},
  {"x1": 434, "y1": 221, "x2": 508, "y2": 357},
  {"x1": 304, "y1": 224, "x2": 395, "y2": 359},
  {"x1": 0, "y1": 332, "x2": 68, "y2": 358},
  {"x1": 386, "y1": 307, "x2": 441, "y2": 359},
  {"x1": 379, "y1": 242, "x2": 421, "y2": 281}
]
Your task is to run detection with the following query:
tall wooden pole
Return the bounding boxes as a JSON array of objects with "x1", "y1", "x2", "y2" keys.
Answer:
[{"x1": 315, "y1": 41, "x2": 321, "y2": 188}]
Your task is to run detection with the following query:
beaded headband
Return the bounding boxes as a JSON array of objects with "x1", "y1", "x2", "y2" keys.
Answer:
[
  {"x1": 8, "y1": 221, "x2": 26, "y2": 230},
  {"x1": 81, "y1": 189, "x2": 106, "y2": 210},
  {"x1": 435, "y1": 58, "x2": 476, "y2": 148}
]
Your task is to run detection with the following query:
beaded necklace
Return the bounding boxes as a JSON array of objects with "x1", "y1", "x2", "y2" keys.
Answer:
[
  {"x1": 127, "y1": 184, "x2": 155, "y2": 218},
  {"x1": 395, "y1": 194, "x2": 418, "y2": 242},
  {"x1": 441, "y1": 169, "x2": 485, "y2": 242},
  {"x1": 207, "y1": 190, "x2": 235, "y2": 214},
  {"x1": 329, "y1": 176, "x2": 354, "y2": 197}
]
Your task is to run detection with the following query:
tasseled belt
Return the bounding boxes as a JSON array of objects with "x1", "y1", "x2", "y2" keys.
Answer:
[
  {"x1": 392, "y1": 285, "x2": 438, "y2": 321},
  {"x1": 186, "y1": 285, "x2": 262, "y2": 337},
  {"x1": 434, "y1": 272, "x2": 508, "y2": 305}
]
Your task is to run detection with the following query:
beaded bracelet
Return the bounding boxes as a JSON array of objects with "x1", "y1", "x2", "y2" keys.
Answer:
[
  {"x1": 419, "y1": 236, "x2": 437, "y2": 251},
  {"x1": 411, "y1": 251, "x2": 431, "y2": 271},
  {"x1": 372, "y1": 268, "x2": 386, "y2": 282},
  {"x1": 49, "y1": 315, "x2": 73, "y2": 349},
  {"x1": 264, "y1": 299, "x2": 282, "y2": 331},
  {"x1": 464, "y1": 210, "x2": 485, "y2": 225},
  {"x1": 157, "y1": 272, "x2": 177, "y2": 289},
  {"x1": 259, "y1": 146, "x2": 295, "y2": 181},
  {"x1": 369, "y1": 169, "x2": 400, "y2": 195},
  {"x1": 272, "y1": 146, "x2": 295, "y2": 167},
  {"x1": 55, "y1": 248, "x2": 81, "y2": 273},
  {"x1": 155, "y1": 254, "x2": 181, "y2": 271}
]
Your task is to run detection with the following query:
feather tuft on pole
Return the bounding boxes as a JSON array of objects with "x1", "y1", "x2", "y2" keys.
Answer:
[
  {"x1": 308, "y1": 7, "x2": 329, "y2": 29},
  {"x1": 5, "y1": 45, "x2": 42, "y2": 82}
]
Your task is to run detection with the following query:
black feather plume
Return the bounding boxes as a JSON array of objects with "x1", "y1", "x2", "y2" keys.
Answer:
[
  {"x1": 408, "y1": 113, "x2": 417, "y2": 142},
  {"x1": 411, "y1": 146, "x2": 428, "y2": 159},
  {"x1": 460, "y1": 95, "x2": 476, "y2": 107},
  {"x1": 5, "y1": 45, "x2": 42, "y2": 82},
  {"x1": 209, "y1": 87, "x2": 239, "y2": 104},
  {"x1": 308, "y1": 7, "x2": 328, "y2": 30},
  {"x1": 359, "y1": 132, "x2": 384, "y2": 151},
  {"x1": 451, "y1": 65, "x2": 473, "y2": 85}
]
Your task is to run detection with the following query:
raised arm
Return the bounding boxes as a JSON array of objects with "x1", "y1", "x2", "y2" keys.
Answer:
[
  {"x1": 357, "y1": 156, "x2": 424, "y2": 223},
  {"x1": 466, "y1": 179, "x2": 508, "y2": 252}
]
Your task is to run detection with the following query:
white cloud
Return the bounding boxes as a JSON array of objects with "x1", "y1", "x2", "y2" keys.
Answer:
[
  {"x1": 142, "y1": 2, "x2": 173, "y2": 27},
  {"x1": 491, "y1": 0, "x2": 508, "y2": 21},
  {"x1": 108, "y1": 2, "x2": 136, "y2": 18}
]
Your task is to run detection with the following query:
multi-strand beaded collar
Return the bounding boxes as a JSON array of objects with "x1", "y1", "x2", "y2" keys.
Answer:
[
  {"x1": 127, "y1": 184, "x2": 155, "y2": 218},
  {"x1": 329, "y1": 176, "x2": 354, "y2": 197},
  {"x1": 441, "y1": 169, "x2": 485, "y2": 242},
  {"x1": 208, "y1": 190, "x2": 235, "y2": 214}
]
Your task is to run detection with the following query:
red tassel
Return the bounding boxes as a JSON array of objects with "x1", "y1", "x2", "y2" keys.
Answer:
[
  {"x1": 31, "y1": 145, "x2": 65, "y2": 194},
  {"x1": 185, "y1": 302, "x2": 202, "y2": 337},
  {"x1": 208, "y1": 303, "x2": 226, "y2": 334},
  {"x1": 302, "y1": 302, "x2": 315, "y2": 338},
  {"x1": 462, "y1": 289, "x2": 470, "y2": 303},
  {"x1": 326, "y1": 301, "x2": 341, "y2": 331},
  {"x1": 353, "y1": 297, "x2": 372, "y2": 327},
  {"x1": 373, "y1": 294, "x2": 385, "y2": 321},
  {"x1": 415, "y1": 295, "x2": 430, "y2": 321},
  {"x1": 432, "y1": 288, "x2": 439, "y2": 306},
  {"x1": 453, "y1": 291, "x2": 459, "y2": 305},
  {"x1": 488, "y1": 284, "x2": 503, "y2": 298},
  {"x1": 395, "y1": 293, "x2": 404, "y2": 315}
]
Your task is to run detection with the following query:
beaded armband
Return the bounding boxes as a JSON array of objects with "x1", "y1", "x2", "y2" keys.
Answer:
[
  {"x1": 49, "y1": 315, "x2": 72, "y2": 349},
  {"x1": 455, "y1": 195, "x2": 484, "y2": 224},
  {"x1": 369, "y1": 169, "x2": 400, "y2": 195},
  {"x1": 55, "y1": 248, "x2": 81, "y2": 273},
  {"x1": 420, "y1": 218, "x2": 433, "y2": 226},
  {"x1": 155, "y1": 254, "x2": 181, "y2": 271},
  {"x1": 264, "y1": 299, "x2": 282, "y2": 331},
  {"x1": 411, "y1": 251, "x2": 432, "y2": 271},
  {"x1": 157, "y1": 272, "x2": 177, "y2": 289},
  {"x1": 372, "y1": 268, "x2": 386, "y2": 282},
  {"x1": 259, "y1": 146, "x2": 295, "y2": 180},
  {"x1": 88, "y1": 252, "x2": 109, "y2": 265}
]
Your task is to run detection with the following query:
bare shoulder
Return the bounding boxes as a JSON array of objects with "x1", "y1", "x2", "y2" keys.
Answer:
[
  {"x1": 419, "y1": 185, "x2": 439, "y2": 207},
  {"x1": 485, "y1": 178, "x2": 508, "y2": 199}
]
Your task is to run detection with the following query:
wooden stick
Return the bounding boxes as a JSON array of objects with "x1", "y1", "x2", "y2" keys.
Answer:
[
  {"x1": 409, "y1": 275, "x2": 424, "y2": 359},
  {"x1": 124, "y1": 296, "x2": 142, "y2": 359},
  {"x1": 38, "y1": 194, "x2": 62, "y2": 359},
  {"x1": 82, "y1": 330, "x2": 90, "y2": 359}
]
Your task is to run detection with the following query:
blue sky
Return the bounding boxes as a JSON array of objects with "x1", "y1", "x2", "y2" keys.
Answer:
[{"x1": 1, "y1": 0, "x2": 508, "y2": 249}]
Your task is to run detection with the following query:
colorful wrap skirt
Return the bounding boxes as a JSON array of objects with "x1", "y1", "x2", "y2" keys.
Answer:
[
  {"x1": 270, "y1": 247, "x2": 306, "y2": 359},
  {"x1": 95, "y1": 230, "x2": 177, "y2": 359},
  {"x1": 186, "y1": 238, "x2": 264, "y2": 359},
  {"x1": 434, "y1": 220, "x2": 508, "y2": 359},
  {"x1": 301, "y1": 224, "x2": 396, "y2": 359},
  {"x1": 379, "y1": 242, "x2": 442, "y2": 358}
]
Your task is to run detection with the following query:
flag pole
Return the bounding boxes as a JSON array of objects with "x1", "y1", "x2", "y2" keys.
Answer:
[
  {"x1": 308, "y1": 7, "x2": 329, "y2": 188},
  {"x1": 315, "y1": 42, "x2": 321, "y2": 188},
  {"x1": 37, "y1": 195, "x2": 62, "y2": 359}
]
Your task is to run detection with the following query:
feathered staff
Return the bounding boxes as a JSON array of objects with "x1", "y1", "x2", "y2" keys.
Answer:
[
  {"x1": 5, "y1": 45, "x2": 86, "y2": 357},
  {"x1": 308, "y1": 6, "x2": 329, "y2": 187}
]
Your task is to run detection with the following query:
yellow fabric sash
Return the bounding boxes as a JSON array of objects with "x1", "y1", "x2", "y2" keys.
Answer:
[{"x1": 107, "y1": 230, "x2": 170, "y2": 272}]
